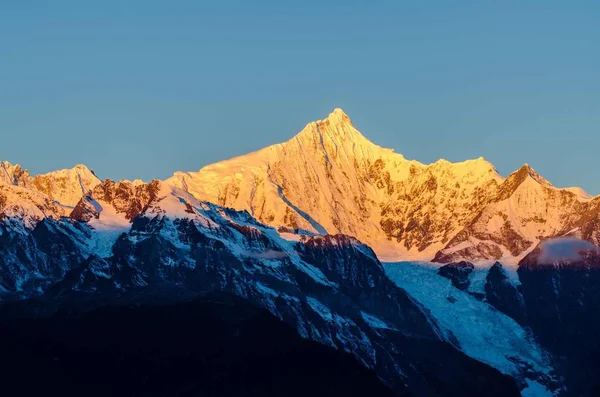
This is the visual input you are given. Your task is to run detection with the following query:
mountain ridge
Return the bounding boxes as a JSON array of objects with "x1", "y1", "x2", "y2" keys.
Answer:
[
  {"x1": 166, "y1": 108, "x2": 598, "y2": 263},
  {"x1": 0, "y1": 161, "x2": 100, "y2": 207},
  {"x1": 2, "y1": 108, "x2": 597, "y2": 264}
]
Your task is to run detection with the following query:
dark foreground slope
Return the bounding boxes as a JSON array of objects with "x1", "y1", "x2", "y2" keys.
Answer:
[{"x1": 0, "y1": 293, "x2": 396, "y2": 397}]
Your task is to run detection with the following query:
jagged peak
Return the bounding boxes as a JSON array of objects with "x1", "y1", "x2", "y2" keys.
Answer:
[
  {"x1": 322, "y1": 108, "x2": 353, "y2": 126},
  {"x1": 0, "y1": 161, "x2": 30, "y2": 185},
  {"x1": 514, "y1": 163, "x2": 553, "y2": 187},
  {"x1": 1, "y1": 160, "x2": 18, "y2": 169},
  {"x1": 74, "y1": 163, "x2": 92, "y2": 172},
  {"x1": 298, "y1": 108, "x2": 358, "y2": 136},
  {"x1": 1, "y1": 161, "x2": 98, "y2": 181},
  {"x1": 37, "y1": 163, "x2": 98, "y2": 179},
  {"x1": 512, "y1": 165, "x2": 595, "y2": 199},
  {"x1": 292, "y1": 108, "x2": 380, "y2": 156},
  {"x1": 494, "y1": 163, "x2": 555, "y2": 201}
]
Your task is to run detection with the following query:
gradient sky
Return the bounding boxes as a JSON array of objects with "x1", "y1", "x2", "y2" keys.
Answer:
[{"x1": 2, "y1": 1, "x2": 599, "y2": 193}]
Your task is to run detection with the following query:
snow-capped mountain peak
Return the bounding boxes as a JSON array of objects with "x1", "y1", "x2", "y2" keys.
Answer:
[
  {"x1": 2, "y1": 110, "x2": 597, "y2": 267},
  {"x1": 0, "y1": 161, "x2": 29, "y2": 186},
  {"x1": 514, "y1": 163, "x2": 553, "y2": 187},
  {"x1": 323, "y1": 107, "x2": 353, "y2": 125},
  {"x1": 293, "y1": 107, "x2": 385, "y2": 160},
  {"x1": 166, "y1": 109, "x2": 599, "y2": 264},
  {"x1": 0, "y1": 161, "x2": 100, "y2": 207}
]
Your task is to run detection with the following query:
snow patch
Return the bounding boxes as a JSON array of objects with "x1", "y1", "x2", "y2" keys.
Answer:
[
  {"x1": 361, "y1": 311, "x2": 395, "y2": 330},
  {"x1": 537, "y1": 237, "x2": 599, "y2": 263}
]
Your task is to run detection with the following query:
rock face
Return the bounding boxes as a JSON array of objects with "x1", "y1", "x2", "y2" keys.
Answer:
[
  {"x1": 437, "y1": 261, "x2": 475, "y2": 291},
  {"x1": 484, "y1": 262, "x2": 527, "y2": 325},
  {"x1": 70, "y1": 179, "x2": 161, "y2": 222},
  {"x1": 468, "y1": 238, "x2": 600, "y2": 396},
  {"x1": 166, "y1": 109, "x2": 599, "y2": 263},
  {"x1": 515, "y1": 239, "x2": 600, "y2": 396}
]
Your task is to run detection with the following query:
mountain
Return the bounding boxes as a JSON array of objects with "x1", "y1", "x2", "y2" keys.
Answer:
[
  {"x1": 0, "y1": 182, "x2": 67, "y2": 229},
  {"x1": 0, "y1": 177, "x2": 538, "y2": 396},
  {"x1": 3, "y1": 108, "x2": 600, "y2": 395},
  {"x1": 166, "y1": 109, "x2": 598, "y2": 264},
  {"x1": 463, "y1": 238, "x2": 600, "y2": 396},
  {"x1": 434, "y1": 164, "x2": 598, "y2": 264},
  {"x1": 1, "y1": 161, "x2": 100, "y2": 207}
]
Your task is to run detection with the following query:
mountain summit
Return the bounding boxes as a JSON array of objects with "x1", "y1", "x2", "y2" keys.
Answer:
[
  {"x1": 167, "y1": 109, "x2": 597, "y2": 263},
  {"x1": 296, "y1": 108, "x2": 366, "y2": 149},
  {"x1": 0, "y1": 162, "x2": 100, "y2": 207}
]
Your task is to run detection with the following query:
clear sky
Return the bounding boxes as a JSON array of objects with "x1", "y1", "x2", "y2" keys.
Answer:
[{"x1": 2, "y1": 1, "x2": 599, "y2": 193}]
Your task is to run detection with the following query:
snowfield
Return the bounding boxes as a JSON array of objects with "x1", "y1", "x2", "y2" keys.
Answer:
[{"x1": 384, "y1": 261, "x2": 558, "y2": 396}]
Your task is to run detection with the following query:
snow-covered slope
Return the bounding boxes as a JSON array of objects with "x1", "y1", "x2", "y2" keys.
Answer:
[
  {"x1": 0, "y1": 182, "x2": 67, "y2": 229},
  {"x1": 166, "y1": 109, "x2": 598, "y2": 263},
  {"x1": 384, "y1": 262, "x2": 558, "y2": 395}
]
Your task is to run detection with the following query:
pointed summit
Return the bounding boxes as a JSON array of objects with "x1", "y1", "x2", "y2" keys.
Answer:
[
  {"x1": 294, "y1": 108, "x2": 373, "y2": 151},
  {"x1": 514, "y1": 163, "x2": 553, "y2": 187},
  {"x1": 0, "y1": 161, "x2": 30, "y2": 186},
  {"x1": 495, "y1": 163, "x2": 553, "y2": 201},
  {"x1": 323, "y1": 108, "x2": 353, "y2": 126},
  {"x1": 308, "y1": 108, "x2": 354, "y2": 132}
]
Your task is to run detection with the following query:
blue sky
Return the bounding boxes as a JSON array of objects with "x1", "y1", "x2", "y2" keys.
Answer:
[{"x1": 2, "y1": 1, "x2": 599, "y2": 193}]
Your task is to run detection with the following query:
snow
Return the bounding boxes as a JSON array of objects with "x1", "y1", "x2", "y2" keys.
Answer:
[
  {"x1": 164, "y1": 109, "x2": 589, "y2": 265},
  {"x1": 384, "y1": 261, "x2": 555, "y2": 389},
  {"x1": 1, "y1": 107, "x2": 598, "y2": 266},
  {"x1": 306, "y1": 296, "x2": 334, "y2": 321},
  {"x1": 536, "y1": 237, "x2": 599, "y2": 264},
  {"x1": 305, "y1": 296, "x2": 375, "y2": 365},
  {"x1": 0, "y1": 182, "x2": 67, "y2": 227},
  {"x1": 361, "y1": 311, "x2": 395, "y2": 330},
  {"x1": 521, "y1": 380, "x2": 556, "y2": 397},
  {"x1": 162, "y1": 109, "x2": 598, "y2": 266},
  {"x1": 87, "y1": 199, "x2": 131, "y2": 257},
  {"x1": 0, "y1": 162, "x2": 100, "y2": 207},
  {"x1": 126, "y1": 182, "x2": 338, "y2": 289},
  {"x1": 562, "y1": 186, "x2": 593, "y2": 200},
  {"x1": 277, "y1": 231, "x2": 303, "y2": 242},
  {"x1": 255, "y1": 281, "x2": 280, "y2": 297},
  {"x1": 166, "y1": 108, "x2": 495, "y2": 260}
]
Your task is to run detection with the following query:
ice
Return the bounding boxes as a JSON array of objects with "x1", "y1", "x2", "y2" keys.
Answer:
[{"x1": 384, "y1": 261, "x2": 555, "y2": 385}]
